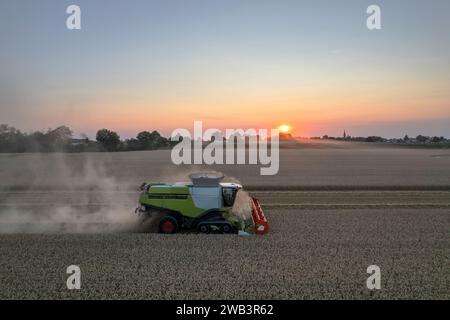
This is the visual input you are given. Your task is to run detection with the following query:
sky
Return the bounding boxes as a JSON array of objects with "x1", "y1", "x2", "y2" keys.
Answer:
[{"x1": 0, "y1": 0, "x2": 449, "y2": 138}]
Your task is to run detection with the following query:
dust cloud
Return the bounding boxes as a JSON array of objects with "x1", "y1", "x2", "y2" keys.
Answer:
[
  {"x1": 0, "y1": 154, "x2": 138, "y2": 233},
  {"x1": 231, "y1": 190, "x2": 252, "y2": 220}
]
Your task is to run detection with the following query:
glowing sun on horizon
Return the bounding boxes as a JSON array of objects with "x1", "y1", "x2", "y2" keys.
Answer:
[{"x1": 278, "y1": 124, "x2": 291, "y2": 133}]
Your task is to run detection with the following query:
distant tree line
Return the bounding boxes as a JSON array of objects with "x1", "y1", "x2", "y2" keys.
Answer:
[
  {"x1": 312, "y1": 134, "x2": 449, "y2": 145},
  {"x1": 0, "y1": 124, "x2": 174, "y2": 153}
]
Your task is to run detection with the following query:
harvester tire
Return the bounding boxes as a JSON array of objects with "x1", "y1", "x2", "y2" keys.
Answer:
[
  {"x1": 220, "y1": 223, "x2": 233, "y2": 234},
  {"x1": 158, "y1": 216, "x2": 178, "y2": 234},
  {"x1": 198, "y1": 224, "x2": 210, "y2": 234}
]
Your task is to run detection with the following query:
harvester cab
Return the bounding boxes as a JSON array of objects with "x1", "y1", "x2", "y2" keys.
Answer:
[{"x1": 135, "y1": 173, "x2": 268, "y2": 235}]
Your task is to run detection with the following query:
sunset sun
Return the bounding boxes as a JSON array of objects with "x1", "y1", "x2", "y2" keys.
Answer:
[{"x1": 278, "y1": 124, "x2": 291, "y2": 133}]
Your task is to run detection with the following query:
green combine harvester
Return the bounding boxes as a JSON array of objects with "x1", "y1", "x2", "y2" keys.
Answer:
[{"x1": 135, "y1": 173, "x2": 268, "y2": 235}]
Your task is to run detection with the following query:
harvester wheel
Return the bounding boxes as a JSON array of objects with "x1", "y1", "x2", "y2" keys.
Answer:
[
  {"x1": 220, "y1": 223, "x2": 233, "y2": 234},
  {"x1": 158, "y1": 216, "x2": 178, "y2": 234},
  {"x1": 198, "y1": 224, "x2": 210, "y2": 234}
]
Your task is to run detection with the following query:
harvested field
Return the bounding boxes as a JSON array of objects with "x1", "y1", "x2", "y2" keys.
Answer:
[
  {"x1": 0, "y1": 207, "x2": 448, "y2": 299},
  {"x1": 0, "y1": 147, "x2": 449, "y2": 299},
  {"x1": 1, "y1": 148, "x2": 450, "y2": 190}
]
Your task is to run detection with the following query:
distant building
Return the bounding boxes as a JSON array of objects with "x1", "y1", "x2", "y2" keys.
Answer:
[{"x1": 70, "y1": 138, "x2": 89, "y2": 145}]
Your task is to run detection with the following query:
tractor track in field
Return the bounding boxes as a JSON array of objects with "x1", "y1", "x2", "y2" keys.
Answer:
[
  {"x1": 1, "y1": 190, "x2": 450, "y2": 210},
  {"x1": 3, "y1": 185, "x2": 450, "y2": 191},
  {"x1": 1, "y1": 204, "x2": 450, "y2": 210}
]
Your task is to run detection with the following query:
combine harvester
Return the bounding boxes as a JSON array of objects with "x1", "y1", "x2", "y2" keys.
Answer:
[{"x1": 135, "y1": 173, "x2": 269, "y2": 235}]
